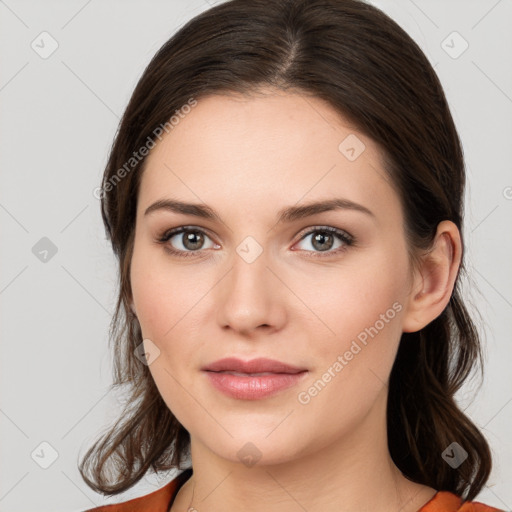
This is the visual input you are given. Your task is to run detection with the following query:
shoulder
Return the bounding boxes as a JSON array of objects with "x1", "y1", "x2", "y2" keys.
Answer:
[
  {"x1": 82, "y1": 468, "x2": 193, "y2": 512},
  {"x1": 419, "y1": 490, "x2": 507, "y2": 512}
]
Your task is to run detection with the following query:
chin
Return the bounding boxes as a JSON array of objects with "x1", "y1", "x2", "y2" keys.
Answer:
[{"x1": 194, "y1": 425, "x2": 310, "y2": 467}]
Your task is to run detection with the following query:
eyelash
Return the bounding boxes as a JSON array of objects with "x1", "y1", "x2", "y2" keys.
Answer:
[{"x1": 156, "y1": 225, "x2": 355, "y2": 259}]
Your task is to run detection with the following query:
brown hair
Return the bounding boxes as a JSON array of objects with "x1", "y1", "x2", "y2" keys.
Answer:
[{"x1": 79, "y1": 0, "x2": 492, "y2": 501}]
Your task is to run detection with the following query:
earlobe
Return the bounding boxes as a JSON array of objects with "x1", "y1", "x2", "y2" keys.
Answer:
[{"x1": 402, "y1": 220, "x2": 462, "y2": 333}]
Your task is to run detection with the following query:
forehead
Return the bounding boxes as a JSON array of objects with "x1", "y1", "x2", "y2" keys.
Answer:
[{"x1": 137, "y1": 91, "x2": 399, "y2": 224}]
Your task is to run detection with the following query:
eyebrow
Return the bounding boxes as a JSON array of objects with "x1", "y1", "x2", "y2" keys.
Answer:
[{"x1": 144, "y1": 197, "x2": 374, "y2": 223}]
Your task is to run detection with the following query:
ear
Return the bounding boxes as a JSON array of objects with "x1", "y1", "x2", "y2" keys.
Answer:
[{"x1": 402, "y1": 220, "x2": 462, "y2": 333}]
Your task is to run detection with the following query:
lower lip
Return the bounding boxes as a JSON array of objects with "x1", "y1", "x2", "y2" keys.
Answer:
[{"x1": 204, "y1": 371, "x2": 308, "y2": 400}]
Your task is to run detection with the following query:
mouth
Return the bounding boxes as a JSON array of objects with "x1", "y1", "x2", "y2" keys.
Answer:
[{"x1": 202, "y1": 357, "x2": 308, "y2": 400}]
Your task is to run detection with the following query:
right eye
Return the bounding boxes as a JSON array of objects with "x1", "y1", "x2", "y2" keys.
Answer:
[{"x1": 157, "y1": 226, "x2": 220, "y2": 257}]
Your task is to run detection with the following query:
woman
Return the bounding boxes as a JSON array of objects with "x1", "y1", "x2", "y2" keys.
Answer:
[{"x1": 80, "y1": 0, "x2": 505, "y2": 510}]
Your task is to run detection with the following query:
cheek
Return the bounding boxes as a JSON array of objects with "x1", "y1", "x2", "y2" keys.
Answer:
[
  {"x1": 291, "y1": 271, "x2": 406, "y2": 447},
  {"x1": 301, "y1": 250, "x2": 409, "y2": 352},
  {"x1": 130, "y1": 245, "x2": 203, "y2": 424},
  {"x1": 295, "y1": 247, "x2": 409, "y2": 401},
  {"x1": 130, "y1": 241, "x2": 200, "y2": 340}
]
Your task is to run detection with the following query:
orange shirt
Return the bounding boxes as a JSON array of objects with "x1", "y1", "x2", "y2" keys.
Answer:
[{"x1": 83, "y1": 469, "x2": 505, "y2": 512}]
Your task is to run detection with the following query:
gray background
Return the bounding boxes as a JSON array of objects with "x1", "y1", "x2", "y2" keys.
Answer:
[{"x1": 0, "y1": 0, "x2": 511, "y2": 511}]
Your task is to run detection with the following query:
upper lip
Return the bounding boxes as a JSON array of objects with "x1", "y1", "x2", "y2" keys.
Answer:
[{"x1": 202, "y1": 357, "x2": 306, "y2": 374}]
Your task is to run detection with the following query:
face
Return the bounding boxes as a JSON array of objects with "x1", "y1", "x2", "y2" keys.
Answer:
[{"x1": 130, "y1": 89, "x2": 416, "y2": 466}]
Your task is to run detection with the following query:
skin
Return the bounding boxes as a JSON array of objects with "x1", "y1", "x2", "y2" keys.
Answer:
[{"x1": 129, "y1": 88, "x2": 462, "y2": 512}]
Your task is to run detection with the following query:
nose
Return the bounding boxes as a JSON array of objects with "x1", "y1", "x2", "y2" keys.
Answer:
[{"x1": 215, "y1": 243, "x2": 287, "y2": 336}]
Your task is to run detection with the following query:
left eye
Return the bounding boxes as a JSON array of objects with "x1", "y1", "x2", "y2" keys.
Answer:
[{"x1": 294, "y1": 227, "x2": 353, "y2": 254}]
